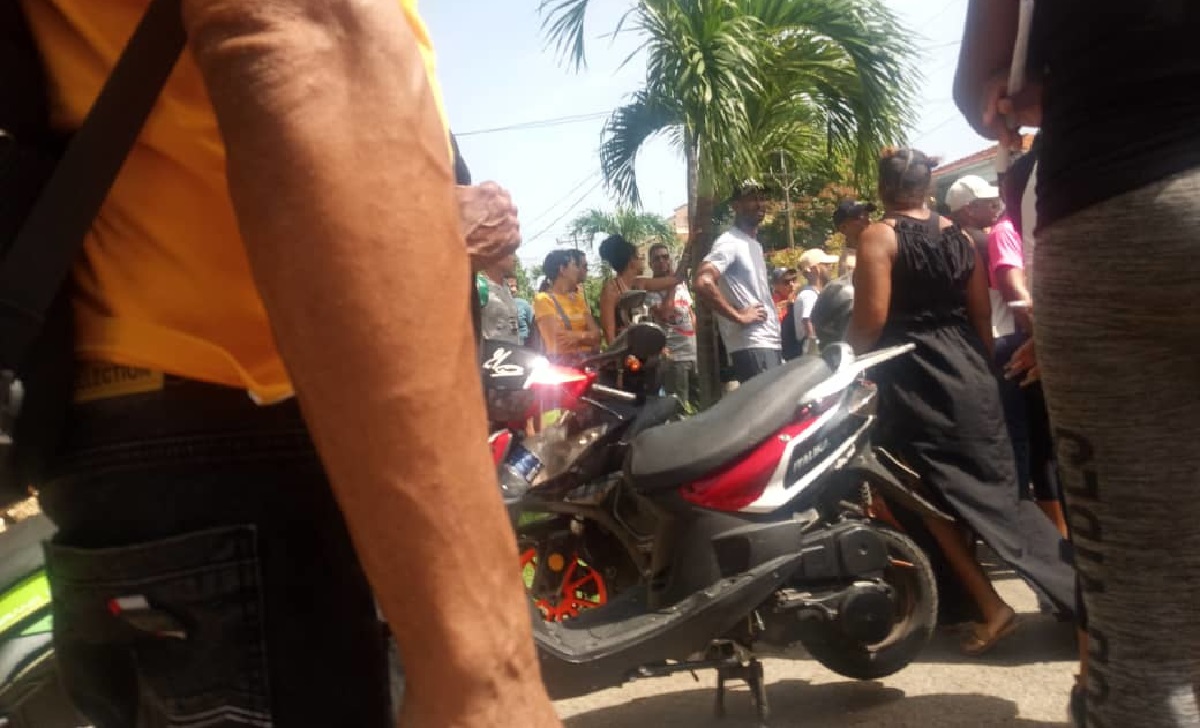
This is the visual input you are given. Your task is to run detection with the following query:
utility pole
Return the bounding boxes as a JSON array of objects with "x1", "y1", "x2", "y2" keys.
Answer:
[
  {"x1": 769, "y1": 150, "x2": 804, "y2": 250},
  {"x1": 781, "y1": 155, "x2": 795, "y2": 249}
]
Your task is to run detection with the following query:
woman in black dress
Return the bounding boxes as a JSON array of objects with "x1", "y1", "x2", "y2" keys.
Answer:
[{"x1": 848, "y1": 148, "x2": 1075, "y2": 654}]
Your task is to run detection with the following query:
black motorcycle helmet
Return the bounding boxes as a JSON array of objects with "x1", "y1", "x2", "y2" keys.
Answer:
[{"x1": 810, "y1": 275, "x2": 855, "y2": 350}]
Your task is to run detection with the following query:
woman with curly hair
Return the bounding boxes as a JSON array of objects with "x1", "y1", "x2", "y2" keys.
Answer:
[{"x1": 597, "y1": 234, "x2": 683, "y2": 345}]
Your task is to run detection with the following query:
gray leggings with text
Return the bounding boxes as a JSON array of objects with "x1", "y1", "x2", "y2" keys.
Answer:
[{"x1": 1036, "y1": 166, "x2": 1200, "y2": 727}]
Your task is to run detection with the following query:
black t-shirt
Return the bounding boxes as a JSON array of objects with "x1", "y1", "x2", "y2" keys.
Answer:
[
  {"x1": 1031, "y1": 2, "x2": 1200, "y2": 229},
  {"x1": 964, "y1": 227, "x2": 989, "y2": 276}
]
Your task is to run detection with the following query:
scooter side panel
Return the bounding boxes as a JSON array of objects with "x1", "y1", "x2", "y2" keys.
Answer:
[{"x1": 532, "y1": 552, "x2": 804, "y2": 700}]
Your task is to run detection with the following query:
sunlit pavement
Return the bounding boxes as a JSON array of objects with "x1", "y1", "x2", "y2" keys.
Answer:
[{"x1": 555, "y1": 572, "x2": 1075, "y2": 727}]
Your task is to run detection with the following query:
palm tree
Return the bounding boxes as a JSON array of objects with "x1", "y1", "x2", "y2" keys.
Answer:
[
  {"x1": 540, "y1": 0, "x2": 915, "y2": 404},
  {"x1": 567, "y1": 208, "x2": 679, "y2": 251}
]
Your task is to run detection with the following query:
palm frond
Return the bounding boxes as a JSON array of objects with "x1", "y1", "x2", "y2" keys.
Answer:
[
  {"x1": 638, "y1": 0, "x2": 768, "y2": 194},
  {"x1": 743, "y1": 0, "x2": 918, "y2": 179},
  {"x1": 539, "y1": 0, "x2": 593, "y2": 71},
  {"x1": 567, "y1": 207, "x2": 676, "y2": 249},
  {"x1": 599, "y1": 90, "x2": 680, "y2": 208}
]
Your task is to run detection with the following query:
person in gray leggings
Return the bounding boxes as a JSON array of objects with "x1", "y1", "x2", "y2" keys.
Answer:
[{"x1": 956, "y1": 2, "x2": 1200, "y2": 726}]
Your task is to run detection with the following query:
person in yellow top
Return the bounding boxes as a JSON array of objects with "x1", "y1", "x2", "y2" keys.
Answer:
[
  {"x1": 21, "y1": 1, "x2": 560, "y2": 726},
  {"x1": 533, "y1": 249, "x2": 602, "y2": 360}
]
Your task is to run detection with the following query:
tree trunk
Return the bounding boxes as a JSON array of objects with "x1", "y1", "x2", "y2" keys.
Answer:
[{"x1": 684, "y1": 137, "x2": 722, "y2": 409}]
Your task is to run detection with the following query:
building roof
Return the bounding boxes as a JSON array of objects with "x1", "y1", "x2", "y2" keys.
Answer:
[{"x1": 932, "y1": 134, "x2": 1036, "y2": 180}]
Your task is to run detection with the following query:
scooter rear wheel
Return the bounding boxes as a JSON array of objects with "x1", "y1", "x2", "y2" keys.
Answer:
[{"x1": 798, "y1": 526, "x2": 937, "y2": 680}]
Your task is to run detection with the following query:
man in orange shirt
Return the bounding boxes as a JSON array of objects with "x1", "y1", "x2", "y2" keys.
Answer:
[
  {"x1": 21, "y1": 1, "x2": 559, "y2": 726},
  {"x1": 770, "y1": 267, "x2": 797, "y2": 322}
]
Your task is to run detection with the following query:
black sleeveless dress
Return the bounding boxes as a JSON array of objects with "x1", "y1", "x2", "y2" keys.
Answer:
[{"x1": 871, "y1": 212, "x2": 1075, "y2": 616}]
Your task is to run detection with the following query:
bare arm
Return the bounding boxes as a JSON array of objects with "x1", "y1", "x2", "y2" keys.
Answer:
[
  {"x1": 582, "y1": 298, "x2": 602, "y2": 344},
  {"x1": 633, "y1": 275, "x2": 683, "y2": 293},
  {"x1": 539, "y1": 310, "x2": 599, "y2": 352},
  {"x1": 996, "y1": 265, "x2": 1031, "y2": 305},
  {"x1": 996, "y1": 265, "x2": 1033, "y2": 333},
  {"x1": 964, "y1": 233, "x2": 996, "y2": 356},
  {"x1": 182, "y1": 3, "x2": 556, "y2": 727},
  {"x1": 953, "y1": 1, "x2": 1020, "y2": 139},
  {"x1": 694, "y1": 263, "x2": 761, "y2": 325},
  {"x1": 846, "y1": 223, "x2": 895, "y2": 354}
]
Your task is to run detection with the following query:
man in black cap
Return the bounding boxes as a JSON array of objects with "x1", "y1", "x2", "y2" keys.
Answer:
[{"x1": 695, "y1": 181, "x2": 781, "y2": 382}]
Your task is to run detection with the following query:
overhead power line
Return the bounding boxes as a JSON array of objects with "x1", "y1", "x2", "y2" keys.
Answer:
[
  {"x1": 920, "y1": 0, "x2": 963, "y2": 27},
  {"x1": 455, "y1": 111, "x2": 610, "y2": 138},
  {"x1": 521, "y1": 170, "x2": 603, "y2": 232},
  {"x1": 524, "y1": 176, "x2": 606, "y2": 245},
  {"x1": 922, "y1": 39, "x2": 961, "y2": 55},
  {"x1": 913, "y1": 112, "x2": 960, "y2": 141}
]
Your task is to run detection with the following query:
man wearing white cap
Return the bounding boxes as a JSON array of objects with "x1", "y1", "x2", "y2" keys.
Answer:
[
  {"x1": 945, "y1": 175, "x2": 1012, "y2": 341},
  {"x1": 792, "y1": 248, "x2": 839, "y2": 355}
]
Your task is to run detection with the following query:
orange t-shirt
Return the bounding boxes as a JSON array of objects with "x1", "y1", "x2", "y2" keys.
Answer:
[{"x1": 21, "y1": 0, "x2": 448, "y2": 403}]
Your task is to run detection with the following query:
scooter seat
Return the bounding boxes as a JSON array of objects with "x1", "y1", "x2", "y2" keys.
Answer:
[
  {"x1": 626, "y1": 355, "x2": 834, "y2": 491},
  {"x1": 623, "y1": 395, "x2": 684, "y2": 441}
]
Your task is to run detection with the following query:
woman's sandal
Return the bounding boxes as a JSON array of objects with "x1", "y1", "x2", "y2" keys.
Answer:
[{"x1": 961, "y1": 608, "x2": 1019, "y2": 656}]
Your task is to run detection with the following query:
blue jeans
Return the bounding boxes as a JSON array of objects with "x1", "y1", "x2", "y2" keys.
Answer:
[
  {"x1": 993, "y1": 332, "x2": 1033, "y2": 498},
  {"x1": 39, "y1": 377, "x2": 392, "y2": 728},
  {"x1": 994, "y1": 332, "x2": 1059, "y2": 501},
  {"x1": 661, "y1": 359, "x2": 699, "y2": 411}
]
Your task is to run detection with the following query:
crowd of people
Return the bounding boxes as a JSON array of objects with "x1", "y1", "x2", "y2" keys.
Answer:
[
  {"x1": 9, "y1": 0, "x2": 1197, "y2": 727},
  {"x1": 487, "y1": 126, "x2": 1193, "y2": 727}
]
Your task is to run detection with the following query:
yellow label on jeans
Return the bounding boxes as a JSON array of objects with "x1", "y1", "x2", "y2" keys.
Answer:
[{"x1": 74, "y1": 364, "x2": 165, "y2": 402}]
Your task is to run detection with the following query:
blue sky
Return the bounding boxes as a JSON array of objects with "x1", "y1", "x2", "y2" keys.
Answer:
[{"x1": 421, "y1": 0, "x2": 985, "y2": 268}]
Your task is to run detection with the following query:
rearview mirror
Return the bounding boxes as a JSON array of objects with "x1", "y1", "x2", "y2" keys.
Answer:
[{"x1": 617, "y1": 290, "x2": 648, "y2": 314}]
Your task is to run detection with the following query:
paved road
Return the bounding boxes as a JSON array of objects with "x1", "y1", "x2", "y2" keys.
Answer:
[{"x1": 555, "y1": 571, "x2": 1077, "y2": 728}]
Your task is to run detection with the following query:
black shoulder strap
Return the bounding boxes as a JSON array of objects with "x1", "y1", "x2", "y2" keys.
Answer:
[
  {"x1": 0, "y1": 0, "x2": 185, "y2": 370},
  {"x1": 548, "y1": 293, "x2": 573, "y2": 330}
]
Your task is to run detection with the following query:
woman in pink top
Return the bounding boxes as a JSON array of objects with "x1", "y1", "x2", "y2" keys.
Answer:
[{"x1": 989, "y1": 209, "x2": 1067, "y2": 537}]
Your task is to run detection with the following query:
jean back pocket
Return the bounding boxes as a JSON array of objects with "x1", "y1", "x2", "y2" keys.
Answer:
[{"x1": 45, "y1": 525, "x2": 273, "y2": 727}]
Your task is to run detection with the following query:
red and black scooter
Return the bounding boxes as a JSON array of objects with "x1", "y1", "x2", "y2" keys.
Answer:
[{"x1": 481, "y1": 320, "x2": 949, "y2": 724}]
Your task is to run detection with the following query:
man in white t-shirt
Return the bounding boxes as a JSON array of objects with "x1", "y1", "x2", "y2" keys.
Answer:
[
  {"x1": 646, "y1": 243, "x2": 698, "y2": 409},
  {"x1": 793, "y1": 248, "x2": 838, "y2": 354},
  {"x1": 695, "y1": 181, "x2": 781, "y2": 383}
]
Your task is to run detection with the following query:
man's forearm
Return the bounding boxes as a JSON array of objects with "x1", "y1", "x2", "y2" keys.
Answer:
[
  {"x1": 997, "y1": 267, "x2": 1032, "y2": 304},
  {"x1": 953, "y1": 0, "x2": 1020, "y2": 136},
  {"x1": 695, "y1": 274, "x2": 741, "y2": 323},
  {"x1": 183, "y1": 2, "x2": 553, "y2": 725}
]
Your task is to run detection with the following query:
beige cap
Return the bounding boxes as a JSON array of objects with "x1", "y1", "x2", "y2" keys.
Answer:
[{"x1": 798, "y1": 248, "x2": 839, "y2": 272}]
